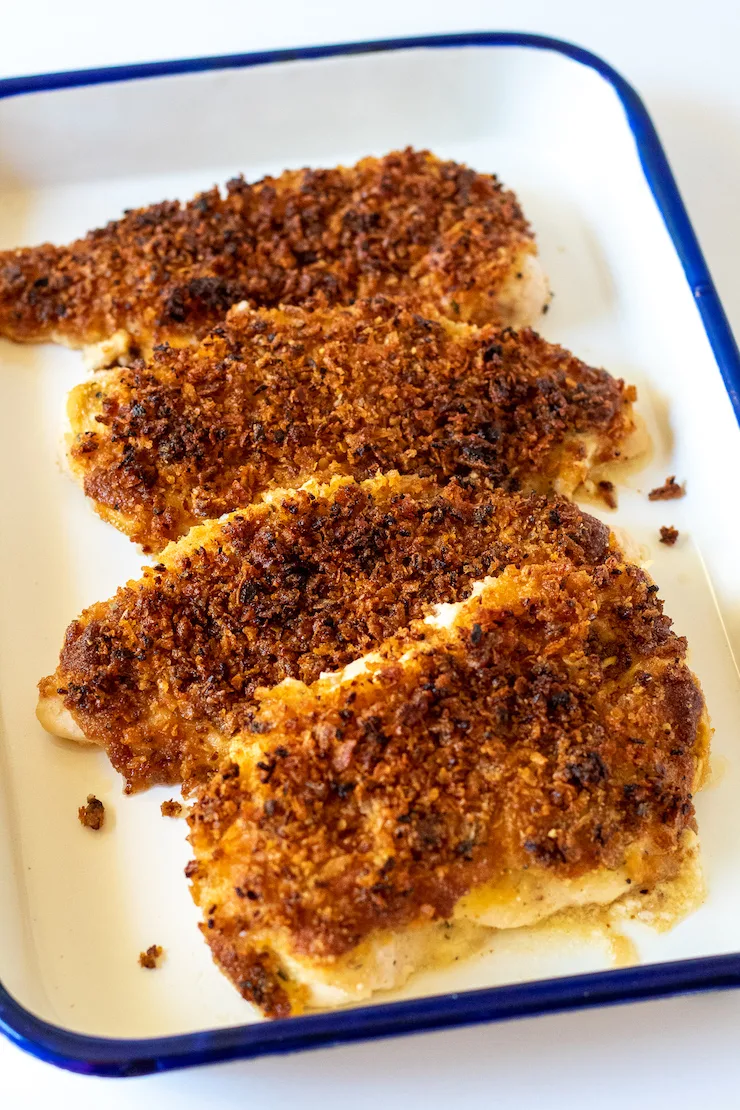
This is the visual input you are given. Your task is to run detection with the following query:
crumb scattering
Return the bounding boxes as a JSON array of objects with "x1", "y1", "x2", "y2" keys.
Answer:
[
  {"x1": 139, "y1": 944, "x2": 163, "y2": 969},
  {"x1": 161, "y1": 799, "x2": 184, "y2": 818},
  {"x1": 78, "y1": 794, "x2": 105, "y2": 830},
  {"x1": 648, "y1": 476, "x2": 685, "y2": 502},
  {"x1": 659, "y1": 526, "x2": 679, "y2": 546}
]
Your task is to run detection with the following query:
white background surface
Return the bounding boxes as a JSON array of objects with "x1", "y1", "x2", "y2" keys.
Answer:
[{"x1": 1, "y1": 1, "x2": 739, "y2": 1105}]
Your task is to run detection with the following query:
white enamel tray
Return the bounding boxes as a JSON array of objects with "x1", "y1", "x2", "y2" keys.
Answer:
[{"x1": 0, "y1": 33, "x2": 739, "y2": 1077}]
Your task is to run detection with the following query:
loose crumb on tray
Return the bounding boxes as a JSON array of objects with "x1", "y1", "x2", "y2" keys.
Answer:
[
  {"x1": 660, "y1": 525, "x2": 679, "y2": 546},
  {"x1": 161, "y1": 799, "x2": 184, "y2": 818},
  {"x1": 78, "y1": 794, "x2": 105, "y2": 830},
  {"x1": 139, "y1": 944, "x2": 163, "y2": 969},
  {"x1": 649, "y1": 476, "x2": 685, "y2": 501}
]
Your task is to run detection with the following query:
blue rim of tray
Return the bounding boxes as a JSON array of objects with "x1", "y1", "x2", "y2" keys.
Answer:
[{"x1": 1, "y1": 31, "x2": 739, "y2": 1078}]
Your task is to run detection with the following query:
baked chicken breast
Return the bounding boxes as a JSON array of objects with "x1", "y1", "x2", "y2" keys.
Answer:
[
  {"x1": 187, "y1": 558, "x2": 709, "y2": 1017},
  {"x1": 0, "y1": 148, "x2": 548, "y2": 365},
  {"x1": 66, "y1": 296, "x2": 636, "y2": 552},
  {"x1": 38, "y1": 473, "x2": 615, "y2": 792}
]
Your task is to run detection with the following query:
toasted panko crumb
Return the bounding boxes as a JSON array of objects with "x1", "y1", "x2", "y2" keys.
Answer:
[
  {"x1": 649, "y1": 476, "x2": 685, "y2": 501},
  {"x1": 139, "y1": 944, "x2": 163, "y2": 969},
  {"x1": 78, "y1": 794, "x2": 105, "y2": 830},
  {"x1": 161, "y1": 799, "x2": 184, "y2": 818},
  {"x1": 659, "y1": 525, "x2": 679, "y2": 546}
]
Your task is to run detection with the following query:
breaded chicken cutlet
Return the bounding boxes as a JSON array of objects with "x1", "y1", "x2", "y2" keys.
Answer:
[
  {"x1": 66, "y1": 297, "x2": 637, "y2": 552},
  {"x1": 0, "y1": 148, "x2": 548, "y2": 365},
  {"x1": 37, "y1": 472, "x2": 615, "y2": 792},
  {"x1": 187, "y1": 559, "x2": 709, "y2": 1018}
]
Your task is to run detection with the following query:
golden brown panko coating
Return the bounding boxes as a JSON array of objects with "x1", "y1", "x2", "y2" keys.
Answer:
[
  {"x1": 66, "y1": 297, "x2": 636, "y2": 552},
  {"x1": 38, "y1": 473, "x2": 616, "y2": 792},
  {"x1": 187, "y1": 559, "x2": 708, "y2": 1018},
  {"x1": 0, "y1": 148, "x2": 545, "y2": 358}
]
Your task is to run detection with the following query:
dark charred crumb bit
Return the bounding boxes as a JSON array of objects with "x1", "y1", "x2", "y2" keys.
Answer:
[
  {"x1": 639, "y1": 889, "x2": 649, "y2": 895},
  {"x1": 659, "y1": 525, "x2": 679, "y2": 546},
  {"x1": 249, "y1": 720, "x2": 272, "y2": 735},
  {"x1": 161, "y1": 799, "x2": 184, "y2": 818},
  {"x1": 648, "y1": 475, "x2": 685, "y2": 501},
  {"x1": 256, "y1": 758, "x2": 277, "y2": 784},
  {"x1": 138, "y1": 944, "x2": 163, "y2": 969},
  {"x1": 184, "y1": 859, "x2": 198, "y2": 878},
  {"x1": 542, "y1": 302, "x2": 549, "y2": 313},
  {"x1": 78, "y1": 794, "x2": 105, "y2": 830},
  {"x1": 597, "y1": 480, "x2": 617, "y2": 509}
]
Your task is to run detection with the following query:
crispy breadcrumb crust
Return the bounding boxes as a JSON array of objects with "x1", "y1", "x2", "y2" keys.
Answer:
[
  {"x1": 187, "y1": 559, "x2": 708, "y2": 1018},
  {"x1": 67, "y1": 297, "x2": 635, "y2": 551},
  {"x1": 38, "y1": 473, "x2": 614, "y2": 792},
  {"x1": 0, "y1": 148, "x2": 540, "y2": 352}
]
